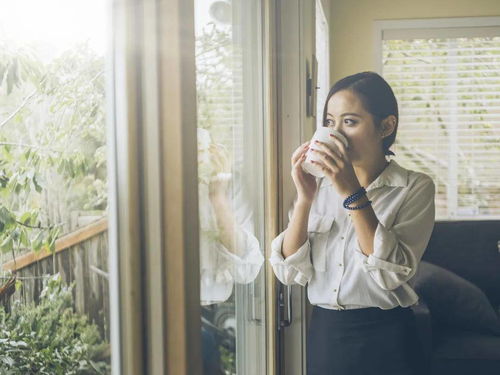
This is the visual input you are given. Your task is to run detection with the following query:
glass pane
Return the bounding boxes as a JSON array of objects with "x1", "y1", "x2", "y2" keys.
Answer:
[
  {"x1": 0, "y1": 1, "x2": 112, "y2": 373},
  {"x1": 194, "y1": 0, "x2": 266, "y2": 373}
]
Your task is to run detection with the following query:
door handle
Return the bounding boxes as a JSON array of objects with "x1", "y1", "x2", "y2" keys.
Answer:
[
  {"x1": 278, "y1": 284, "x2": 292, "y2": 328},
  {"x1": 249, "y1": 279, "x2": 261, "y2": 323}
]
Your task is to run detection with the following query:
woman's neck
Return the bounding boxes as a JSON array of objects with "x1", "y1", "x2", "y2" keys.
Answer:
[{"x1": 353, "y1": 157, "x2": 390, "y2": 188}]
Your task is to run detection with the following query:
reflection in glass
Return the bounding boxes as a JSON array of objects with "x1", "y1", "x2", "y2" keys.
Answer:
[
  {"x1": 195, "y1": 0, "x2": 266, "y2": 374},
  {"x1": 198, "y1": 128, "x2": 263, "y2": 306}
]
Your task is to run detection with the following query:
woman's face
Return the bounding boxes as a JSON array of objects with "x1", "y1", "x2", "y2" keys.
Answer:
[{"x1": 325, "y1": 89, "x2": 383, "y2": 164}]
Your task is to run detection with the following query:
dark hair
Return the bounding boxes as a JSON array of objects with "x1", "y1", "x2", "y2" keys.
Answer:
[{"x1": 322, "y1": 71, "x2": 398, "y2": 156}]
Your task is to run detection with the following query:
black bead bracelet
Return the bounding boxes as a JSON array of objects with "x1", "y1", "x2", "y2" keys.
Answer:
[
  {"x1": 343, "y1": 187, "x2": 366, "y2": 207},
  {"x1": 343, "y1": 186, "x2": 372, "y2": 210},
  {"x1": 345, "y1": 199, "x2": 372, "y2": 210}
]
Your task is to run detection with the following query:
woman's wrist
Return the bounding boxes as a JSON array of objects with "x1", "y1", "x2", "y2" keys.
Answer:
[
  {"x1": 209, "y1": 194, "x2": 230, "y2": 210},
  {"x1": 296, "y1": 197, "x2": 313, "y2": 208},
  {"x1": 339, "y1": 183, "x2": 362, "y2": 200}
]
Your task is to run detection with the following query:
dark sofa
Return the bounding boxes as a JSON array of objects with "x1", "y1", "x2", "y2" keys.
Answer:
[{"x1": 410, "y1": 220, "x2": 500, "y2": 375}]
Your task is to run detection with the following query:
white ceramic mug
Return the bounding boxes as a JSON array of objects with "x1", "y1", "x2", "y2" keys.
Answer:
[{"x1": 301, "y1": 127, "x2": 349, "y2": 178}]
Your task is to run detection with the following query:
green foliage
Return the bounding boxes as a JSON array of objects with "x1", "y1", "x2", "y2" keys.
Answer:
[
  {"x1": 0, "y1": 40, "x2": 107, "y2": 258},
  {"x1": 0, "y1": 274, "x2": 110, "y2": 375},
  {"x1": 195, "y1": 22, "x2": 234, "y2": 145},
  {"x1": 219, "y1": 345, "x2": 235, "y2": 375}
]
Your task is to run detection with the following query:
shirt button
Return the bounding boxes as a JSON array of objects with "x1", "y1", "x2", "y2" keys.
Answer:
[
  {"x1": 333, "y1": 289, "x2": 337, "y2": 292},
  {"x1": 341, "y1": 236, "x2": 345, "y2": 240},
  {"x1": 339, "y1": 263, "x2": 343, "y2": 267}
]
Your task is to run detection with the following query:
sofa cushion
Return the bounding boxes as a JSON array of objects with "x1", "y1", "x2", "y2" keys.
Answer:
[
  {"x1": 422, "y1": 220, "x2": 500, "y2": 307},
  {"x1": 431, "y1": 359, "x2": 500, "y2": 375},
  {"x1": 413, "y1": 261, "x2": 500, "y2": 336},
  {"x1": 434, "y1": 327, "x2": 500, "y2": 360}
]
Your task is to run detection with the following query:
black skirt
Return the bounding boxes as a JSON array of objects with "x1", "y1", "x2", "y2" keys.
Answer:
[{"x1": 307, "y1": 305, "x2": 425, "y2": 375}]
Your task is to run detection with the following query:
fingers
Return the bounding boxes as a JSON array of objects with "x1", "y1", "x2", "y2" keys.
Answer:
[
  {"x1": 312, "y1": 157, "x2": 337, "y2": 174},
  {"x1": 293, "y1": 151, "x2": 307, "y2": 170},
  {"x1": 312, "y1": 142, "x2": 342, "y2": 166},
  {"x1": 315, "y1": 140, "x2": 342, "y2": 160},
  {"x1": 291, "y1": 141, "x2": 310, "y2": 165},
  {"x1": 210, "y1": 143, "x2": 231, "y2": 172},
  {"x1": 329, "y1": 134, "x2": 348, "y2": 155}
]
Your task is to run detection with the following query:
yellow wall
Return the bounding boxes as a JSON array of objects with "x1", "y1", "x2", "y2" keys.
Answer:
[{"x1": 329, "y1": 0, "x2": 500, "y2": 84}]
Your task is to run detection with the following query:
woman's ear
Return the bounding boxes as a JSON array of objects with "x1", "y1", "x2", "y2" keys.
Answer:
[{"x1": 380, "y1": 115, "x2": 397, "y2": 139}]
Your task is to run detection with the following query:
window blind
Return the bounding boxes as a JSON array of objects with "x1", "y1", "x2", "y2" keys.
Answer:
[{"x1": 382, "y1": 35, "x2": 500, "y2": 220}]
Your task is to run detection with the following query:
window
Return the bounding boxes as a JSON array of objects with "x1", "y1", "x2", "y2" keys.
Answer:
[
  {"x1": 376, "y1": 18, "x2": 500, "y2": 220},
  {"x1": 194, "y1": 0, "x2": 267, "y2": 373}
]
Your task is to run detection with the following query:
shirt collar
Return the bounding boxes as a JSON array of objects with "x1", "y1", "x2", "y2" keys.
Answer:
[{"x1": 319, "y1": 159, "x2": 408, "y2": 191}]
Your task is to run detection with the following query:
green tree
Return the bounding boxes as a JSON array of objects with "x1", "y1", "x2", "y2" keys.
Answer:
[{"x1": 0, "y1": 41, "x2": 107, "y2": 261}]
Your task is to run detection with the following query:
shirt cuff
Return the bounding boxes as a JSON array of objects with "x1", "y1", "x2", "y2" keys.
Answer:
[
  {"x1": 268, "y1": 230, "x2": 313, "y2": 286},
  {"x1": 357, "y1": 222, "x2": 413, "y2": 276},
  {"x1": 217, "y1": 228, "x2": 264, "y2": 264},
  {"x1": 216, "y1": 228, "x2": 264, "y2": 284}
]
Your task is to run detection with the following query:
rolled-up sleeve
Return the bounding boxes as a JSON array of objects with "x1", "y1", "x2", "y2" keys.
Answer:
[
  {"x1": 216, "y1": 228, "x2": 264, "y2": 284},
  {"x1": 269, "y1": 229, "x2": 313, "y2": 286},
  {"x1": 356, "y1": 175, "x2": 436, "y2": 291}
]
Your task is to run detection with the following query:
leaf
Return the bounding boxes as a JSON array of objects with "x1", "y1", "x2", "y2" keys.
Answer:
[
  {"x1": 0, "y1": 235, "x2": 13, "y2": 253},
  {"x1": 0, "y1": 206, "x2": 15, "y2": 228},
  {"x1": 20, "y1": 229, "x2": 28, "y2": 247},
  {"x1": 33, "y1": 175, "x2": 42, "y2": 193},
  {"x1": 1, "y1": 356, "x2": 14, "y2": 366},
  {"x1": 19, "y1": 212, "x2": 31, "y2": 225},
  {"x1": 0, "y1": 174, "x2": 8, "y2": 188},
  {"x1": 32, "y1": 230, "x2": 44, "y2": 252}
]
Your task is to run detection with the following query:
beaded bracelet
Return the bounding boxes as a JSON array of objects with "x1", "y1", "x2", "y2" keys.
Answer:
[
  {"x1": 345, "y1": 199, "x2": 372, "y2": 210},
  {"x1": 343, "y1": 187, "x2": 367, "y2": 208},
  {"x1": 343, "y1": 186, "x2": 372, "y2": 210}
]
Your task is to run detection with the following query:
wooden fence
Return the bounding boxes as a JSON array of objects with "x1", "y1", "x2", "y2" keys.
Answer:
[{"x1": 1, "y1": 216, "x2": 110, "y2": 342}]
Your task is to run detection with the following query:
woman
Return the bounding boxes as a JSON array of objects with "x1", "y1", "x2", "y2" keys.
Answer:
[
  {"x1": 197, "y1": 127, "x2": 264, "y2": 306},
  {"x1": 269, "y1": 72, "x2": 435, "y2": 374},
  {"x1": 198, "y1": 127, "x2": 264, "y2": 374}
]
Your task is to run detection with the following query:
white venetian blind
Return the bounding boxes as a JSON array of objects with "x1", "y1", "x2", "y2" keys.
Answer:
[{"x1": 382, "y1": 31, "x2": 500, "y2": 220}]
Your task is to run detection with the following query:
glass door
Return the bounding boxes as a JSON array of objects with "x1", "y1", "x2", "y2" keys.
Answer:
[{"x1": 194, "y1": 0, "x2": 268, "y2": 374}]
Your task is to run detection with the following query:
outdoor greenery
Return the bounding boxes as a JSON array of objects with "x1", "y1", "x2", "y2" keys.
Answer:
[
  {"x1": 0, "y1": 41, "x2": 107, "y2": 261},
  {"x1": 0, "y1": 40, "x2": 109, "y2": 372},
  {"x1": 195, "y1": 22, "x2": 238, "y2": 375},
  {"x1": 0, "y1": 274, "x2": 110, "y2": 374}
]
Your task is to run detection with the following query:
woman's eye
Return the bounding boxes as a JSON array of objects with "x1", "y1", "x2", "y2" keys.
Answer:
[
  {"x1": 344, "y1": 119, "x2": 356, "y2": 125},
  {"x1": 325, "y1": 119, "x2": 334, "y2": 126}
]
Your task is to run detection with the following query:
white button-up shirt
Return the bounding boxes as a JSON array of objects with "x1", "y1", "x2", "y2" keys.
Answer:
[
  {"x1": 269, "y1": 159, "x2": 435, "y2": 310},
  {"x1": 199, "y1": 178, "x2": 264, "y2": 306}
]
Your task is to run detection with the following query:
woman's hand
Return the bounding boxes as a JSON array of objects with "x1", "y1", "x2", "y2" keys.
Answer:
[
  {"x1": 291, "y1": 141, "x2": 317, "y2": 203},
  {"x1": 310, "y1": 135, "x2": 361, "y2": 198}
]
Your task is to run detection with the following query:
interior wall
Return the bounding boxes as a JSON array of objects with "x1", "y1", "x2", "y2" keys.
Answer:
[{"x1": 329, "y1": 0, "x2": 500, "y2": 84}]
